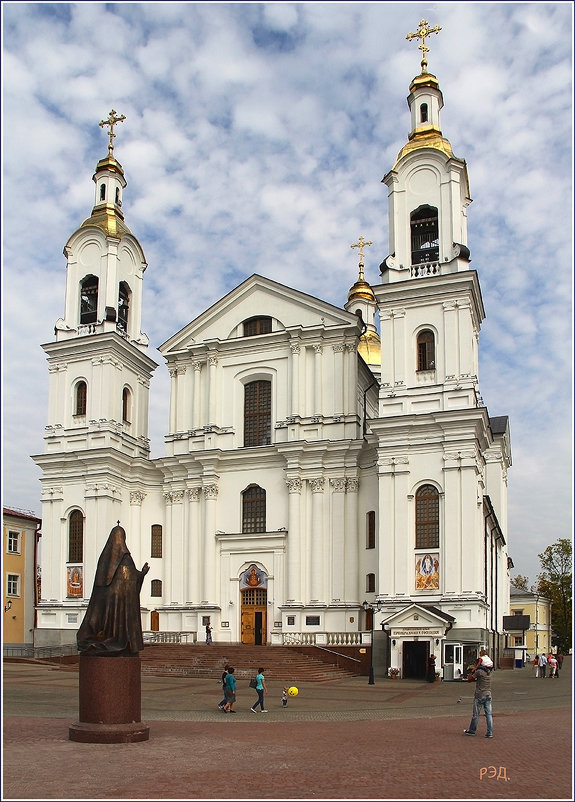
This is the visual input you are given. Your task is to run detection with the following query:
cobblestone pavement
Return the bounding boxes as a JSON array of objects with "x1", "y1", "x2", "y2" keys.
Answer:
[{"x1": 2, "y1": 659, "x2": 573, "y2": 801}]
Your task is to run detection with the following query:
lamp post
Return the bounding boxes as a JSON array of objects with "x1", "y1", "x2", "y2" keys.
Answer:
[{"x1": 362, "y1": 599, "x2": 383, "y2": 684}]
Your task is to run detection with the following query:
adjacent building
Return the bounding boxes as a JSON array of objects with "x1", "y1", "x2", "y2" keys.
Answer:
[{"x1": 3, "y1": 507, "x2": 42, "y2": 650}]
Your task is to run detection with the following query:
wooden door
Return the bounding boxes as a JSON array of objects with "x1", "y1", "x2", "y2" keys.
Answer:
[{"x1": 241, "y1": 608, "x2": 255, "y2": 644}]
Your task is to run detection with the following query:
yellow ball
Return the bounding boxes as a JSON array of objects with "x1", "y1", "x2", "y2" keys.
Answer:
[{"x1": 288, "y1": 686, "x2": 298, "y2": 697}]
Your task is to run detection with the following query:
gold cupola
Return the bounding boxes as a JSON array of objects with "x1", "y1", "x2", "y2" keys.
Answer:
[
  {"x1": 80, "y1": 110, "x2": 132, "y2": 238},
  {"x1": 345, "y1": 236, "x2": 381, "y2": 370}
]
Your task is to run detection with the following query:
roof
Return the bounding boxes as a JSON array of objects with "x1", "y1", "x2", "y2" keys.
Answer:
[
  {"x1": 489, "y1": 415, "x2": 509, "y2": 434},
  {"x1": 3, "y1": 507, "x2": 41, "y2": 524}
]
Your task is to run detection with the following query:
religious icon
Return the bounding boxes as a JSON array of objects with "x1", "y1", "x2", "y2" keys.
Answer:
[{"x1": 415, "y1": 553, "x2": 439, "y2": 590}]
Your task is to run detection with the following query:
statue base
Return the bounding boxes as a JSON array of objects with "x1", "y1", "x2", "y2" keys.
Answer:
[{"x1": 69, "y1": 654, "x2": 150, "y2": 743}]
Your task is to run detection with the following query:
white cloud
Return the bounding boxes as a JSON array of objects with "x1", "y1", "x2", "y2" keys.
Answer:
[{"x1": 2, "y1": 1, "x2": 572, "y2": 587}]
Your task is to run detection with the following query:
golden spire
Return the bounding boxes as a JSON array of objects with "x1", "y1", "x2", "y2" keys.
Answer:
[
  {"x1": 99, "y1": 109, "x2": 126, "y2": 156},
  {"x1": 406, "y1": 19, "x2": 441, "y2": 74},
  {"x1": 350, "y1": 235, "x2": 373, "y2": 282}
]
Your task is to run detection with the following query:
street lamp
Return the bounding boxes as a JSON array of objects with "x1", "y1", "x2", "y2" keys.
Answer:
[
  {"x1": 4, "y1": 600, "x2": 12, "y2": 613},
  {"x1": 362, "y1": 599, "x2": 384, "y2": 685}
]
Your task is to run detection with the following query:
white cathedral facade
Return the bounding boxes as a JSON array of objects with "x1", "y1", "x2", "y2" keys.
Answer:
[{"x1": 34, "y1": 52, "x2": 511, "y2": 679}]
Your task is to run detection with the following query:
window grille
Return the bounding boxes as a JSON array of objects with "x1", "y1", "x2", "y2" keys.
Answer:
[
  {"x1": 415, "y1": 485, "x2": 439, "y2": 549},
  {"x1": 151, "y1": 525, "x2": 162, "y2": 558},
  {"x1": 244, "y1": 380, "x2": 271, "y2": 447},
  {"x1": 243, "y1": 317, "x2": 272, "y2": 336},
  {"x1": 68, "y1": 510, "x2": 84, "y2": 563},
  {"x1": 242, "y1": 485, "x2": 266, "y2": 533}
]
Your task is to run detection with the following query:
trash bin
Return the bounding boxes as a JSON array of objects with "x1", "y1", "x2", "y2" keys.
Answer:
[
  {"x1": 514, "y1": 658, "x2": 523, "y2": 669},
  {"x1": 443, "y1": 663, "x2": 454, "y2": 681}
]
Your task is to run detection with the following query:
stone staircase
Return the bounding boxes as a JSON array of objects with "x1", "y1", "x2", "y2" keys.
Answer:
[{"x1": 140, "y1": 643, "x2": 358, "y2": 682}]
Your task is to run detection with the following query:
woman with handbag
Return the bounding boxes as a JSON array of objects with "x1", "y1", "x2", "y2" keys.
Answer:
[{"x1": 250, "y1": 667, "x2": 268, "y2": 713}]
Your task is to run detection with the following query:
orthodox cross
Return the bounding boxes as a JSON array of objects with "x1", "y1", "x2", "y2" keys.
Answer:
[
  {"x1": 406, "y1": 19, "x2": 442, "y2": 73},
  {"x1": 99, "y1": 109, "x2": 126, "y2": 156},
  {"x1": 350, "y1": 236, "x2": 373, "y2": 281}
]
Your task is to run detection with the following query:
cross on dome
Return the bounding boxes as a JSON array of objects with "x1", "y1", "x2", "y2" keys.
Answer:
[
  {"x1": 406, "y1": 19, "x2": 442, "y2": 73},
  {"x1": 99, "y1": 110, "x2": 126, "y2": 156}
]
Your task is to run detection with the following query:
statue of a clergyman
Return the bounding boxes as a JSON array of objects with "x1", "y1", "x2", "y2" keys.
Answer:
[{"x1": 77, "y1": 523, "x2": 149, "y2": 656}]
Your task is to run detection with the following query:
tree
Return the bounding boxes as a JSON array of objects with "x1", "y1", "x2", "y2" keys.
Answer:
[
  {"x1": 536, "y1": 538, "x2": 572, "y2": 653},
  {"x1": 510, "y1": 574, "x2": 530, "y2": 591}
]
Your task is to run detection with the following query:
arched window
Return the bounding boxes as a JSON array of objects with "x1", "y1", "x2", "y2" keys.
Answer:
[
  {"x1": 415, "y1": 485, "x2": 439, "y2": 549},
  {"x1": 75, "y1": 381, "x2": 87, "y2": 416},
  {"x1": 151, "y1": 525, "x2": 162, "y2": 558},
  {"x1": 100, "y1": 183, "x2": 106, "y2": 201},
  {"x1": 417, "y1": 330, "x2": 436, "y2": 371},
  {"x1": 68, "y1": 510, "x2": 84, "y2": 563},
  {"x1": 80, "y1": 275, "x2": 99, "y2": 324},
  {"x1": 242, "y1": 485, "x2": 266, "y2": 533},
  {"x1": 122, "y1": 387, "x2": 131, "y2": 423},
  {"x1": 366, "y1": 573, "x2": 376, "y2": 593},
  {"x1": 244, "y1": 380, "x2": 271, "y2": 447},
  {"x1": 420, "y1": 103, "x2": 428, "y2": 123},
  {"x1": 151, "y1": 579, "x2": 162, "y2": 597},
  {"x1": 115, "y1": 187, "x2": 121, "y2": 205},
  {"x1": 118, "y1": 282, "x2": 130, "y2": 332},
  {"x1": 243, "y1": 316, "x2": 272, "y2": 337},
  {"x1": 410, "y1": 205, "x2": 439, "y2": 265},
  {"x1": 366, "y1": 510, "x2": 376, "y2": 549}
]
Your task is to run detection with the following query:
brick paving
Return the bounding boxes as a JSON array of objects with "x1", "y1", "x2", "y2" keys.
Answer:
[{"x1": 2, "y1": 659, "x2": 573, "y2": 801}]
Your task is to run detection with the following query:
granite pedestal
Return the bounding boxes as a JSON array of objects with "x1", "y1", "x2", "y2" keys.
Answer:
[{"x1": 69, "y1": 654, "x2": 150, "y2": 743}]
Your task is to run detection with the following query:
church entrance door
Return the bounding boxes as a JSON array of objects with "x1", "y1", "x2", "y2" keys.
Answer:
[
  {"x1": 241, "y1": 588, "x2": 267, "y2": 645},
  {"x1": 403, "y1": 640, "x2": 428, "y2": 679}
]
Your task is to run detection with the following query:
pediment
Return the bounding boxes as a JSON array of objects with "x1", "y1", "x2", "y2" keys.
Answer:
[
  {"x1": 382, "y1": 603, "x2": 455, "y2": 631},
  {"x1": 160, "y1": 274, "x2": 360, "y2": 355}
]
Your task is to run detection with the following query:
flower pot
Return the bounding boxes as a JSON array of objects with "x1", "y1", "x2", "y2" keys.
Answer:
[{"x1": 390, "y1": 674, "x2": 397, "y2": 679}]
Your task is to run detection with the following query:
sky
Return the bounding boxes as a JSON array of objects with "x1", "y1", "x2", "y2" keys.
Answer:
[{"x1": 1, "y1": 2, "x2": 573, "y2": 587}]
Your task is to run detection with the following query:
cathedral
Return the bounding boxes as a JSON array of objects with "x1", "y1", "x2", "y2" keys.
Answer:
[{"x1": 33, "y1": 23, "x2": 511, "y2": 679}]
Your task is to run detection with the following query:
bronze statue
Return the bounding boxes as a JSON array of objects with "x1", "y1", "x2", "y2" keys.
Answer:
[{"x1": 77, "y1": 523, "x2": 149, "y2": 656}]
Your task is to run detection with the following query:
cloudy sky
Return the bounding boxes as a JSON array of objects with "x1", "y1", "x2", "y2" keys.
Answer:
[{"x1": 2, "y1": 2, "x2": 572, "y2": 585}]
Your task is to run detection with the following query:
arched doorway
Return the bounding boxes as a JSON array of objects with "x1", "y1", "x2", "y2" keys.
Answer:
[
  {"x1": 239, "y1": 564, "x2": 268, "y2": 645},
  {"x1": 150, "y1": 610, "x2": 159, "y2": 632}
]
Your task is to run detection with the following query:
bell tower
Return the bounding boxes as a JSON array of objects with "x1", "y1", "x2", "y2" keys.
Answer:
[{"x1": 41, "y1": 111, "x2": 157, "y2": 458}]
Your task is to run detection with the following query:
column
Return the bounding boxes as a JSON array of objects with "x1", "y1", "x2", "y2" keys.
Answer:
[
  {"x1": 169, "y1": 490, "x2": 185, "y2": 603},
  {"x1": 309, "y1": 477, "x2": 325, "y2": 601},
  {"x1": 192, "y1": 361, "x2": 202, "y2": 430},
  {"x1": 443, "y1": 301, "x2": 458, "y2": 380},
  {"x1": 202, "y1": 483, "x2": 218, "y2": 602},
  {"x1": 344, "y1": 478, "x2": 359, "y2": 603},
  {"x1": 207, "y1": 355, "x2": 218, "y2": 427},
  {"x1": 129, "y1": 491, "x2": 146, "y2": 573},
  {"x1": 168, "y1": 368, "x2": 177, "y2": 434},
  {"x1": 332, "y1": 343, "x2": 344, "y2": 416},
  {"x1": 289, "y1": 343, "x2": 300, "y2": 418},
  {"x1": 313, "y1": 344, "x2": 323, "y2": 415},
  {"x1": 186, "y1": 488, "x2": 201, "y2": 603},
  {"x1": 286, "y1": 478, "x2": 302, "y2": 603},
  {"x1": 330, "y1": 478, "x2": 346, "y2": 600}
]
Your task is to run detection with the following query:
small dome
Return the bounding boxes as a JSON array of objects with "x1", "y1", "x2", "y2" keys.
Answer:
[{"x1": 358, "y1": 330, "x2": 381, "y2": 367}]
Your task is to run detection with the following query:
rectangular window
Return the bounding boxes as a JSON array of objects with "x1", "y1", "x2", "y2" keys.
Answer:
[
  {"x1": 7, "y1": 531, "x2": 20, "y2": 554},
  {"x1": 7, "y1": 574, "x2": 20, "y2": 596},
  {"x1": 244, "y1": 380, "x2": 272, "y2": 447},
  {"x1": 287, "y1": 616, "x2": 295, "y2": 626},
  {"x1": 306, "y1": 616, "x2": 320, "y2": 626},
  {"x1": 366, "y1": 511, "x2": 375, "y2": 549},
  {"x1": 151, "y1": 525, "x2": 163, "y2": 558}
]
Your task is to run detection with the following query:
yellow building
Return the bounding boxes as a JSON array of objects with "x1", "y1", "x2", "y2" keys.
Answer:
[
  {"x1": 508, "y1": 587, "x2": 552, "y2": 658},
  {"x1": 3, "y1": 508, "x2": 41, "y2": 650}
]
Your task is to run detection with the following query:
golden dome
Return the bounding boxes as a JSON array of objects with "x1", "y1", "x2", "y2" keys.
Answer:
[{"x1": 358, "y1": 330, "x2": 381, "y2": 367}]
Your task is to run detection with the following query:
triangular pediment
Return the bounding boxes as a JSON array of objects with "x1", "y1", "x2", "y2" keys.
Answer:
[
  {"x1": 160, "y1": 274, "x2": 359, "y2": 355},
  {"x1": 382, "y1": 603, "x2": 455, "y2": 631}
]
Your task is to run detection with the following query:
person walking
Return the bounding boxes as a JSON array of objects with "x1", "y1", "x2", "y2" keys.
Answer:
[
  {"x1": 463, "y1": 650, "x2": 494, "y2": 738},
  {"x1": 538, "y1": 653, "x2": 547, "y2": 678},
  {"x1": 556, "y1": 652, "x2": 564, "y2": 673},
  {"x1": 223, "y1": 666, "x2": 237, "y2": 713},
  {"x1": 533, "y1": 655, "x2": 539, "y2": 678},
  {"x1": 218, "y1": 664, "x2": 230, "y2": 710},
  {"x1": 250, "y1": 666, "x2": 268, "y2": 713},
  {"x1": 548, "y1": 654, "x2": 558, "y2": 678},
  {"x1": 205, "y1": 623, "x2": 213, "y2": 645}
]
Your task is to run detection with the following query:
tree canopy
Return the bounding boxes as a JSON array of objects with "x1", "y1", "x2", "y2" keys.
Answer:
[{"x1": 536, "y1": 538, "x2": 572, "y2": 653}]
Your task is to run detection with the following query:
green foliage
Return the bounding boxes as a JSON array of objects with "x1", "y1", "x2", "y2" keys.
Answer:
[
  {"x1": 536, "y1": 538, "x2": 572, "y2": 653},
  {"x1": 510, "y1": 574, "x2": 530, "y2": 591}
]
